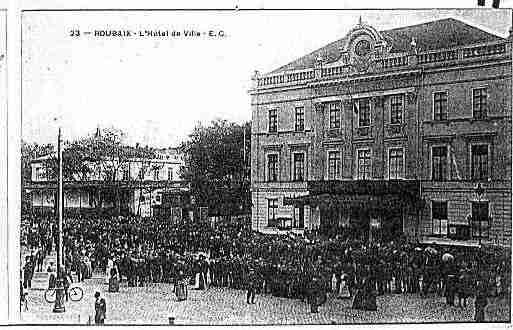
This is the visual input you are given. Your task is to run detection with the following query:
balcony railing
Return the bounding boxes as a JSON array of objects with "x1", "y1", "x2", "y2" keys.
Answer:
[
  {"x1": 378, "y1": 54, "x2": 409, "y2": 69},
  {"x1": 324, "y1": 128, "x2": 344, "y2": 139},
  {"x1": 462, "y1": 43, "x2": 506, "y2": 59},
  {"x1": 257, "y1": 69, "x2": 315, "y2": 87},
  {"x1": 321, "y1": 65, "x2": 347, "y2": 77},
  {"x1": 254, "y1": 40, "x2": 510, "y2": 88},
  {"x1": 417, "y1": 49, "x2": 459, "y2": 64},
  {"x1": 385, "y1": 123, "x2": 406, "y2": 137}
]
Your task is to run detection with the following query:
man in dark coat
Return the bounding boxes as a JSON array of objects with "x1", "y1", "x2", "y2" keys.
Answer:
[
  {"x1": 474, "y1": 278, "x2": 489, "y2": 322},
  {"x1": 36, "y1": 248, "x2": 44, "y2": 272},
  {"x1": 457, "y1": 264, "x2": 474, "y2": 308},
  {"x1": 212, "y1": 259, "x2": 221, "y2": 287},
  {"x1": 443, "y1": 259, "x2": 458, "y2": 306},
  {"x1": 246, "y1": 268, "x2": 260, "y2": 304},
  {"x1": 218, "y1": 258, "x2": 227, "y2": 287},
  {"x1": 307, "y1": 275, "x2": 326, "y2": 313},
  {"x1": 198, "y1": 256, "x2": 209, "y2": 290},
  {"x1": 362, "y1": 276, "x2": 377, "y2": 311},
  {"x1": 262, "y1": 262, "x2": 273, "y2": 294},
  {"x1": 94, "y1": 291, "x2": 107, "y2": 325},
  {"x1": 23, "y1": 256, "x2": 34, "y2": 289},
  {"x1": 125, "y1": 254, "x2": 136, "y2": 287},
  {"x1": 72, "y1": 250, "x2": 82, "y2": 282},
  {"x1": 161, "y1": 253, "x2": 171, "y2": 283}
]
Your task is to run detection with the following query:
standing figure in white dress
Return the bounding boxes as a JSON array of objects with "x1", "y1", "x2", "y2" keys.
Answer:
[{"x1": 105, "y1": 255, "x2": 114, "y2": 284}]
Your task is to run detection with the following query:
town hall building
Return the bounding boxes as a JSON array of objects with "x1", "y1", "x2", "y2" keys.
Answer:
[{"x1": 249, "y1": 17, "x2": 512, "y2": 247}]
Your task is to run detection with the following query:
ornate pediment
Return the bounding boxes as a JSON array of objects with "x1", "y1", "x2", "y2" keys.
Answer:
[{"x1": 334, "y1": 18, "x2": 390, "y2": 73}]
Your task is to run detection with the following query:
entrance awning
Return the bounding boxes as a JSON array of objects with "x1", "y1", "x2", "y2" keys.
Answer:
[
  {"x1": 308, "y1": 180, "x2": 420, "y2": 197},
  {"x1": 283, "y1": 180, "x2": 424, "y2": 209}
]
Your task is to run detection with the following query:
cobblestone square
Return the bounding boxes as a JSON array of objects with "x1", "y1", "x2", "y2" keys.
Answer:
[{"x1": 21, "y1": 276, "x2": 504, "y2": 325}]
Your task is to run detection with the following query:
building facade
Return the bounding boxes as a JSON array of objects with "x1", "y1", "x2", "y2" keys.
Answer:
[
  {"x1": 26, "y1": 147, "x2": 188, "y2": 217},
  {"x1": 249, "y1": 18, "x2": 512, "y2": 247}
]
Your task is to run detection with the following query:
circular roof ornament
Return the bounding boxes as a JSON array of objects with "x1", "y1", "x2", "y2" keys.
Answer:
[
  {"x1": 355, "y1": 39, "x2": 371, "y2": 57},
  {"x1": 350, "y1": 36, "x2": 374, "y2": 72}
]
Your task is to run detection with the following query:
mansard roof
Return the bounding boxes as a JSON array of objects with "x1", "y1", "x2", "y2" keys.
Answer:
[{"x1": 270, "y1": 18, "x2": 504, "y2": 74}]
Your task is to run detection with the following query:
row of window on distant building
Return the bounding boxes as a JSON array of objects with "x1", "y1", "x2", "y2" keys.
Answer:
[
  {"x1": 35, "y1": 164, "x2": 175, "y2": 182},
  {"x1": 122, "y1": 166, "x2": 174, "y2": 181},
  {"x1": 265, "y1": 143, "x2": 489, "y2": 182},
  {"x1": 267, "y1": 88, "x2": 489, "y2": 132}
]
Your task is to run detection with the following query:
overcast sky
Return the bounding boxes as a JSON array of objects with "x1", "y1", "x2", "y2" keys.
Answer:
[{"x1": 21, "y1": 9, "x2": 511, "y2": 148}]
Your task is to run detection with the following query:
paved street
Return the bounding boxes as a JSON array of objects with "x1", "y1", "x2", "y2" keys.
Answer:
[{"x1": 20, "y1": 275, "x2": 499, "y2": 325}]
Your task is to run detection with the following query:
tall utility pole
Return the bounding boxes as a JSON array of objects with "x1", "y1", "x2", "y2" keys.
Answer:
[
  {"x1": 53, "y1": 127, "x2": 65, "y2": 313},
  {"x1": 241, "y1": 125, "x2": 247, "y2": 213},
  {"x1": 476, "y1": 183, "x2": 485, "y2": 247},
  {"x1": 57, "y1": 127, "x2": 63, "y2": 276},
  {"x1": 243, "y1": 125, "x2": 246, "y2": 165}
]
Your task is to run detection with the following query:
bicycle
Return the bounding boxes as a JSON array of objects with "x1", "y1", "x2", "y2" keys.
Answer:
[{"x1": 44, "y1": 285, "x2": 84, "y2": 303}]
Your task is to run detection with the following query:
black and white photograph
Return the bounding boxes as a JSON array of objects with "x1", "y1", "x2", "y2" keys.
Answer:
[{"x1": 18, "y1": 8, "x2": 512, "y2": 325}]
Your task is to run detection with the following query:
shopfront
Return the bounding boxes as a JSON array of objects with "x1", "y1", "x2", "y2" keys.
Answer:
[{"x1": 284, "y1": 180, "x2": 422, "y2": 242}]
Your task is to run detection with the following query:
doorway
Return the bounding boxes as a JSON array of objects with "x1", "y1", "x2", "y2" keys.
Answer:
[{"x1": 350, "y1": 208, "x2": 370, "y2": 242}]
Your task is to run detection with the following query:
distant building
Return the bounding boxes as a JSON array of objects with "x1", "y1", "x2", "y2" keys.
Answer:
[
  {"x1": 249, "y1": 17, "x2": 512, "y2": 247},
  {"x1": 26, "y1": 147, "x2": 189, "y2": 218}
]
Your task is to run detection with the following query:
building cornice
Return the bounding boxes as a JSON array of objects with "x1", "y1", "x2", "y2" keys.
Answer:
[
  {"x1": 250, "y1": 72, "x2": 511, "y2": 107},
  {"x1": 423, "y1": 116, "x2": 510, "y2": 125},
  {"x1": 250, "y1": 40, "x2": 511, "y2": 95},
  {"x1": 310, "y1": 70, "x2": 420, "y2": 88},
  {"x1": 422, "y1": 131, "x2": 497, "y2": 143},
  {"x1": 253, "y1": 129, "x2": 313, "y2": 137},
  {"x1": 312, "y1": 87, "x2": 416, "y2": 104}
]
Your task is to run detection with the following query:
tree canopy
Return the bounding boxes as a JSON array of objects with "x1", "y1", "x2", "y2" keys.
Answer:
[
  {"x1": 21, "y1": 128, "x2": 160, "y2": 215},
  {"x1": 38, "y1": 127, "x2": 157, "y2": 182},
  {"x1": 180, "y1": 119, "x2": 250, "y2": 216}
]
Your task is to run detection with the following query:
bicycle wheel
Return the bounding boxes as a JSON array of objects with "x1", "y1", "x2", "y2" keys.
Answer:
[
  {"x1": 69, "y1": 286, "x2": 84, "y2": 302},
  {"x1": 44, "y1": 289, "x2": 56, "y2": 303}
]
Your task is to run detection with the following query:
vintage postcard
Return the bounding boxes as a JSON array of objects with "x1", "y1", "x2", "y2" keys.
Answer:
[{"x1": 16, "y1": 8, "x2": 512, "y2": 325}]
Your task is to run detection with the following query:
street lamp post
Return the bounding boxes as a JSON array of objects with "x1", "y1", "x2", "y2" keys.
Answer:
[
  {"x1": 53, "y1": 127, "x2": 65, "y2": 313},
  {"x1": 475, "y1": 183, "x2": 485, "y2": 247}
]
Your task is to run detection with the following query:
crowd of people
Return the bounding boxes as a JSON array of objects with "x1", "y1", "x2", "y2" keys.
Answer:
[{"x1": 21, "y1": 213, "x2": 511, "y2": 318}]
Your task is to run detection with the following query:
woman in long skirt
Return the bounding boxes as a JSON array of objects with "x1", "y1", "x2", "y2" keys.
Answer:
[
  {"x1": 351, "y1": 285, "x2": 364, "y2": 309},
  {"x1": 363, "y1": 278, "x2": 377, "y2": 311},
  {"x1": 174, "y1": 271, "x2": 188, "y2": 301},
  {"x1": 108, "y1": 267, "x2": 120, "y2": 293},
  {"x1": 105, "y1": 256, "x2": 114, "y2": 284},
  {"x1": 338, "y1": 273, "x2": 351, "y2": 299}
]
